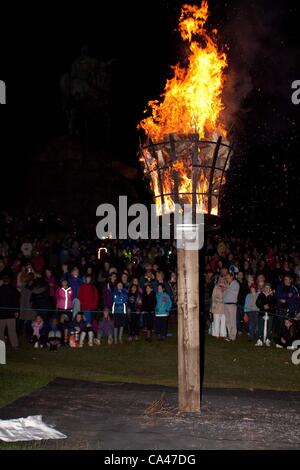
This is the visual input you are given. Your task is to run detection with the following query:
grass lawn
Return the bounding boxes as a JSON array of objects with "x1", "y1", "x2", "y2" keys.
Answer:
[{"x1": 0, "y1": 326, "x2": 299, "y2": 410}]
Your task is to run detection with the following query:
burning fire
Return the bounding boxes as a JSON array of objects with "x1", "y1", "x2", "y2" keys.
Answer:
[
  {"x1": 138, "y1": 0, "x2": 231, "y2": 216},
  {"x1": 140, "y1": 1, "x2": 227, "y2": 140}
]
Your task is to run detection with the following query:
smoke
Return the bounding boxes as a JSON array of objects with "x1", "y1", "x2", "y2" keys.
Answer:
[{"x1": 220, "y1": 0, "x2": 297, "y2": 133}]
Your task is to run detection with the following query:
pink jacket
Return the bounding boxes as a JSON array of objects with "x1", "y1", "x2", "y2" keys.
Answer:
[{"x1": 56, "y1": 287, "x2": 73, "y2": 310}]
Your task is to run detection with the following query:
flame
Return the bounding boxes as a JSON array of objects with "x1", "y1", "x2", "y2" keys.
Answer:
[
  {"x1": 139, "y1": 0, "x2": 227, "y2": 140},
  {"x1": 138, "y1": 1, "x2": 230, "y2": 216}
]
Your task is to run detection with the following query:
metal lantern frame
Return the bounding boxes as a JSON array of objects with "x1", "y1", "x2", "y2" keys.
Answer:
[{"x1": 139, "y1": 133, "x2": 233, "y2": 224}]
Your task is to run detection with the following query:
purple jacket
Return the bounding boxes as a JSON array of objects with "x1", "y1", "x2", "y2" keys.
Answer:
[
  {"x1": 68, "y1": 276, "x2": 83, "y2": 299},
  {"x1": 99, "y1": 318, "x2": 114, "y2": 335}
]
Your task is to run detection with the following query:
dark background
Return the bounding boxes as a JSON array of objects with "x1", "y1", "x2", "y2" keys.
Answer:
[{"x1": 0, "y1": 0, "x2": 299, "y2": 241}]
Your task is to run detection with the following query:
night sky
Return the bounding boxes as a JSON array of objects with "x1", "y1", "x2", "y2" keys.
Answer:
[{"x1": 0, "y1": 0, "x2": 299, "y2": 240}]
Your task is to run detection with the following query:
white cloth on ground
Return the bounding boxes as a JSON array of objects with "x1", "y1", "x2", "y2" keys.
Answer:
[{"x1": 0, "y1": 415, "x2": 67, "y2": 441}]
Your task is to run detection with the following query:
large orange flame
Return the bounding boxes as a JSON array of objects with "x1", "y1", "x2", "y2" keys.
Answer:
[
  {"x1": 138, "y1": 1, "x2": 230, "y2": 216},
  {"x1": 139, "y1": 0, "x2": 228, "y2": 140}
]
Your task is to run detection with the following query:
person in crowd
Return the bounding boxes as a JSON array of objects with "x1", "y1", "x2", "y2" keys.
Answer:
[
  {"x1": 78, "y1": 275, "x2": 99, "y2": 325},
  {"x1": 56, "y1": 279, "x2": 73, "y2": 320},
  {"x1": 236, "y1": 271, "x2": 250, "y2": 334},
  {"x1": 0, "y1": 275, "x2": 20, "y2": 348},
  {"x1": 140, "y1": 268, "x2": 155, "y2": 289},
  {"x1": 211, "y1": 277, "x2": 226, "y2": 338},
  {"x1": 47, "y1": 316, "x2": 62, "y2": 351},
  {"x1": 31, "y1": 250, "x2": 45, "y2": 274},
  {"x1": 275, "y1": 318, "x2": 298, "y2": 349},
  {"x1": 223, "y1": 272, "x2": 240, "y2": 342},
  {"x1": 120, "y1": 272, "x2": 130, "y2": 290},
  {"x1": 152, "y1": 271, "x2": 172, "y2": 298},
  {"x1": 97, "y1": 261, "x2": 111, "y2": 286},
  {"x1": 45, "y1": 268, "x2": 57, "y2": 307},
  {"x1": 155, "y1": 284, "x2": 172, "y2": 340},
  {"x1": 275, "y1": 274, "x2": 299, "y2": 337},
  {"x1": 244, "y1": 283, "x2": 259, "y2": 341},
  {"x1": 256, "y1": 275, "x2": 266, "y2": 294},
  {"x1": 275, "y1": 274, "x2": 298, "y2": 318},
  {"x1": 69, "y1": 312, "x2": 94, "y2": 347},
  {"x1": 293, "y1": 257, "x2": 300, "y2": 289},
  {"x1": 256, "y1": 283, "x2": 276, "y2": 347},
  {"x1": 16, "y1": 265, "x2": 28, "y2": 292},
  {"x1": 168, "y1": 271, "x2": 177, "y2": 311},
  {"x1": 94, "y1": 308, "x2": 114, "y2": 345},
  {"x1": 68, "y1": 267, "x2": 83, "y2": 316},
  {"x1": 127, "y1": 284, "x2": 142, "y2": 341},
  {"x1": 142, "y1": 283, "x2": 157, "y2": 341},
  {"x1": 30, "y1": 313, "x2": 48, "y2": 348},
  {"x1": 31, "y1": 273, "x2": 52, "y2": 321},
  {"x1": 19, "y1": 272, "x2": 35, "y2": 338},
  {"x1": 58, "y1": 313, "x2": 70, "y2": 346},
  {"x1": 58, "y1": 263, "x2": 70, "y2": 282},
  {"x1": 131, "y1": 277, "x2": 143, "y2": 295},
  {"x1": 82, "y1": 266, "x2": 95, "y2": 283},
  {"x1": 102, "y1": 272, "x2": 117, "y2": 310},
  {"x1": 112, "y1": 282, "x2": 128, "y2": 344},
  {"x1": 205, "y1": 269, "x2": 215, "y2": 320},
  {"x1": 20, "y1": 238, "x2": 33, "y2": 259}
]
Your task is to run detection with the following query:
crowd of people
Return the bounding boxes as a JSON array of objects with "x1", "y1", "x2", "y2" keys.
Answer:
[
  {"x1": 206, "y1": 237, "x2": 300, "y2": 349},
  {"x1": 0, "y1": 211, "x2": 300, "y2": 352}
]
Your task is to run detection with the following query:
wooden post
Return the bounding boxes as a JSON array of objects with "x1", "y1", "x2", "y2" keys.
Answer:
[{"x1": 177, "y1": 248, "x2": 200, "y2": 412}]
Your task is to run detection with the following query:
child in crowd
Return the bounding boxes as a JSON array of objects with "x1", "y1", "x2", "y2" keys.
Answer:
[
  {"x1": 56, "y1": 279, "x2": 73, "y2": 320},
  {"x1": 112, "y1": 282, "x2": 127, "y2": 344},
  {"x1": 59, "y1": 313, "x2": 70, "y2": 346},
  {"x1": 47, "y1": 317, "x2": 62, "y2": 351},
  {"x1": 155, "y1": 284, "x2": 172, "y2": 340},
  {"x1": 31, "y1": 313, "x2": 47, "y2": 348},
  {"x1": 94, "y1": 308, "x2": 114, "y2": 345},
  {"x1": 244, "y1": 283, "x2": 259, "y2": 341},
  {"x1": 69, "y1": 312, "x2": 94, "y2": 347},
  {"x1": 276, "y1": 319, "x2": 298, "y2": 349}
]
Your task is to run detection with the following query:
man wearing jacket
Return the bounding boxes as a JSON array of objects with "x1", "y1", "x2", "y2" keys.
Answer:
[
  {"x1": 223, "y1": 272, "x2": 240, "y2": 342},
  {"x1": 0, "y1": 275, "x2": 20, "y2": 348},
  {"x1": 275, "y1": 274, "x2": 299, "y2": 336},
  {"x1": 275, "y1": 275, "x2": 298, "y2": 317}
]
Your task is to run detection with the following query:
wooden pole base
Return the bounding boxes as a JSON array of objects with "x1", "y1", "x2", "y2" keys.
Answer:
[{"x1": 177, "y1": 248, "x2": 200, "y2": 413}]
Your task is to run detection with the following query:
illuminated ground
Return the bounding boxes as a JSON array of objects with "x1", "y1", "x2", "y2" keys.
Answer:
[
  {"x1": 0, "y1": 326, "x2": 299, "y2": 449},
  {"x1": 0, "y1": 379, "x2": 300, "y2": 450},
  {"x1": 0, "y1": 326, "x2": 299, "y2": 412}
]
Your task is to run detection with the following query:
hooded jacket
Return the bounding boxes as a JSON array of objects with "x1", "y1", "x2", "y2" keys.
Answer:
[
  {"x1": 112, "y1": 288, "x2": 128, "y2": 315},
  {"x1": 155, "y1": 291, "x2": 172, "y2": 317}
]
